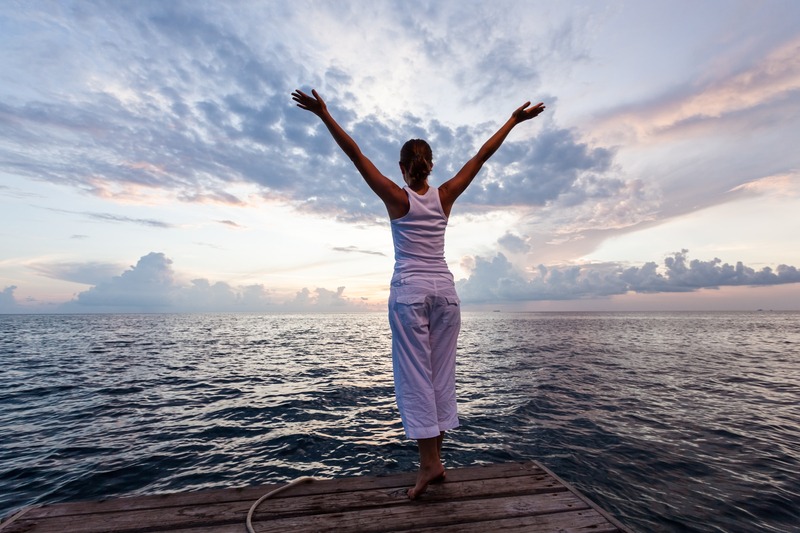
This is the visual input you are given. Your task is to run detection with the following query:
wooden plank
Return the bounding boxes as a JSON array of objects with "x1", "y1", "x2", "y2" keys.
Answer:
[
  {"x1": 254, "y1": 471, "x2": 564, "y2": 518},
  {"x1": 1, "y1": 462, "x2": 630, "y2": 533},
  {"x1": 20, "y1": 462, "x2": 544, "y2": 519},
  {"x1": 254, "y1": 492, "x2": 590, "y2": 533},
  {"x1": 150, "y1": 509, "x2": 619, "y2": 533},
  {"x1": 6, "y1": 472, "x2": 565, "y2": 533},
  {"x1": 2, "y1": 502, "x2": 242, "y2": 533},
  {"x1": 410, "y1": 508, "x2": 621, "y2": 533}
]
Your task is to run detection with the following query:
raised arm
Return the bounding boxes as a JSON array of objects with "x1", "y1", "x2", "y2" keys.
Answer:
[
  {"x1": 291, "y1": 89, "x2": 408, "y2": 218},
  {"x1": 438, "y1": 101, "x2": 546, "y2": 217}
]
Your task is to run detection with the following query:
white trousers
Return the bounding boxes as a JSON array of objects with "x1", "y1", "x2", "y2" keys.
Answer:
[{"x1": 388, "y1": 274, "x2": 461, "y2": 439}]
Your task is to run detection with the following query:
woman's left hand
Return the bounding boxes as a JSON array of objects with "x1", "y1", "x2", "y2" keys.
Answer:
[{"x1": 291, "y1": 89, "x2": 328, "y2": 117}]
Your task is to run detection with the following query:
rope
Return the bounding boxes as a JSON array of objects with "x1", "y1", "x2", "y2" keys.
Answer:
[
  {"x1": 246, "y1": 476, "x2": 315, "y2": 533},
  {"x1": 0, "y1": 504, "x2": 40, "y2": 531}
]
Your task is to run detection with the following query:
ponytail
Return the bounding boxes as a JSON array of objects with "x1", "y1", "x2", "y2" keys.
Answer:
[{"x1": 400, "y1": 139, "x2": 433, "y2": 182}]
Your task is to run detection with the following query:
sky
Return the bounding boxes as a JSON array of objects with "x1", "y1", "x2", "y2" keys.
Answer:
[{"x1": 1, "y1": 0, "x2": 799, "y2": 313}]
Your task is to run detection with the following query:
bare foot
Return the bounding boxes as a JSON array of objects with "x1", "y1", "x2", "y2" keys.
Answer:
[
  {"x1": 431, "y1": 470, "x2": 446, "y2": 484},
  {"x1": 407, "y1": 463, "x2": 445, "y2": 500}
]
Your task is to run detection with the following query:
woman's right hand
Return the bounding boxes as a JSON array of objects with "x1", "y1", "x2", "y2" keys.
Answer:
[{"x1": 291, "y1": 89, "x2": 328, "y2": 117}]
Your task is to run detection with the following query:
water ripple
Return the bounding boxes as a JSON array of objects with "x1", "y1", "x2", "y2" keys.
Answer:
[{"x1": 1, "y1": 311, "x2": 798, "y2": 533}]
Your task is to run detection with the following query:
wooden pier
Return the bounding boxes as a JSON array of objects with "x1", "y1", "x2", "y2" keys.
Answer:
[{"x1": 0, "y1": 461, "x2": 632, "y2": 532}]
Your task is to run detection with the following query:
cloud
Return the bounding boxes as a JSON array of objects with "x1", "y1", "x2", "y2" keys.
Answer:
[
  {"x1": 393, "y1": 2, "x2": 589, "y2": 108},
  {"x1": 5, "y1": 0, "x2": 795, "y2": 305},
  {"x1": 0, "y1": 184, "x2": 43, "y2": 200},
  {"x1": 456, "y1": 250, "x2": 800, "y2": 303},
  {"x1": 460, "y1": 124, "x2": 617, "y2": 207},
  {"x1": 217, "y1": 219, "x2": 243, "y2": 228},
  {"x1": 291, "y1": 109, "x2": 636, "y2": 229},
  {"x1": 654, "y1": 36, "x2": 800, "y2": 135},
  {"x1": 9, "y1": 248, "x2": 800, "y2": 313},
  {"x1": 332, "y1": 246, "x2": 387, "y2": 257},
  {"x1": 0, "y1": 3, "x2": 301, "y2": 205},
  {"x1": 28, "y1": 261, "x2": 123, "y2": 286},
  {"x1": 176, "y1": 278, "x2": 273, "y2": 313},
  {"x1": 43, "y1": 208, "x2": 174, "y2": 229},
  {"x1": 498, "y1": 232, "x2": 530, "y2": 254},
  {"x1": 71, "y1": 253, "x2": 177, "y2": 310},
  {"x1": 0, "y1": 286, "x2": 20, "y2": 313},
  {"x1": 594, "y1": 36, "x2": 800, "y2": 143},
  {"x1": 57, "y1": 252, "x2": 375, "y2": 313},
  {"x1": 86, "y1": 212, "x2": 173, "y2": 228},
  {"x1": 728, "y1": 171, "x2": 800, "y2": 199},
  {"x1": 285, "y1": 286, "x2": 354, "y2": 312},
  {"x1": 0, "y1": 1, "x2": 631, "y2": 230}
]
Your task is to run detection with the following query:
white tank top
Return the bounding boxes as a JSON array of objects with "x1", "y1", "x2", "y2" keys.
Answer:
[{"x1": 390, "y1": 186, "x2": 452, "y2": 279}]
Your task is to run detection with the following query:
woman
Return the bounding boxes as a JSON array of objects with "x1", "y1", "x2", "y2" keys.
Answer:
[{"x1": 291, "y1": 88, "x2": 545, "y2": 498}]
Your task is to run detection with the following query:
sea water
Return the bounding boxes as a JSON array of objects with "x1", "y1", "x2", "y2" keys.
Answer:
[{"x1": 1, "y1": 311, "x2": 798, "y2": 532}]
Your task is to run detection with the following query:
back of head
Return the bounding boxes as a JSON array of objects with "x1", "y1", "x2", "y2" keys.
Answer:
[{"x1": 400, "y1": 139, "x2": 433, "y2": 183}]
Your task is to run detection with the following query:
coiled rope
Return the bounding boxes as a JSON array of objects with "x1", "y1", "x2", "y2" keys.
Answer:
[{"x1": 246, "y1": 476, "x2": 315, "y2": 533}]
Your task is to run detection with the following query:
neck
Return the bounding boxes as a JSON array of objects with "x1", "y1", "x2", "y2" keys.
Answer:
[{"x1": 409, "y1": 181, "x2": 429, "y2": 194}]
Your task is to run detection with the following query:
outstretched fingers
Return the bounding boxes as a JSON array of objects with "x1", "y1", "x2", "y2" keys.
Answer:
[
  {"x1": 290, "y1": 90, "x2": 311, "y2": 108},
  {"x1": 291, "y1": 88, "x2": 325, "y2": 114},
  {"x1": 530, "y1": 102, "x2": 546, "y2": 113},
  {"x1": 515, "y1": 101, "x2": 532, "y2": 114},
  {"x1": 514, "y1": 101, "x2": 546, "y2": 122}
]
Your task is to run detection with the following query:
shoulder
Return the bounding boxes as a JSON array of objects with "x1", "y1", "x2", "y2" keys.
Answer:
[
  {"x1": 387, "y1": 187, "x2": 410, "y2": 220},
  {"x1": 437, "y1": 184, "x2": 455, "y2": 218}
]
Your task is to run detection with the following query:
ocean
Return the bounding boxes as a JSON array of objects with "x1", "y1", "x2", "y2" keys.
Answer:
[{"x1": 0, "y1": 311, "x2": 798, "y2": 532}]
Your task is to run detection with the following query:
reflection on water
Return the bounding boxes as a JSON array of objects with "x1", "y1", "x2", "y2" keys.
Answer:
[{"x1": 1, "y1": 311, "x2": 799, "y2": 532}]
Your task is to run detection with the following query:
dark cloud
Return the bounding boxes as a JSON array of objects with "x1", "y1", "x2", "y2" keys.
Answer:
[
  {"x1": 86, "y1": 213, "x2": 173, "y2": 228},
  {"x1": 624, "y1": 250, "x2": 800, "y2": 292},
  {"x1": 0, "y1": 2, "x2": 630, "y2": 228},
  {"x1": 462, "y1": 124, "x2": 616, "y2": 206},
  {"x1": 1, "y1": 3, "x2": 302, "y2": 207},
  {"x1": 332, "y1": 246, "x2": 387, "y2": 257},
  {"x1": 217, "y1": 219, "x2": 242, "y2": 228},
  {"x1": 287, "y1": 108, "x2": 631, "y2": 225},
  {"x1": 43, "y1": 207, "x2": 174, "y2": 228},
  {"x1": 457, "y1": 250, "x2": 800, "y2": 303}
]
